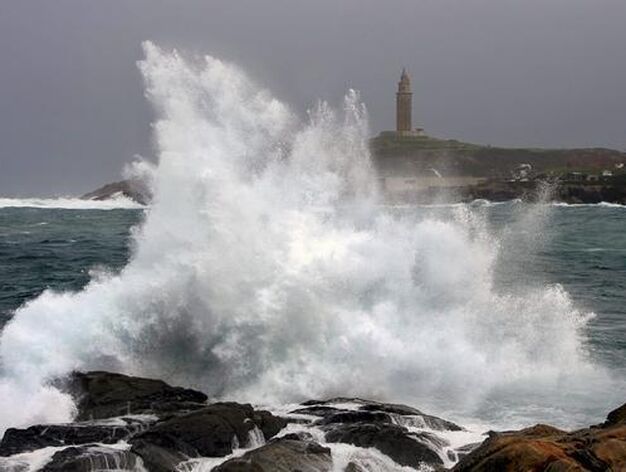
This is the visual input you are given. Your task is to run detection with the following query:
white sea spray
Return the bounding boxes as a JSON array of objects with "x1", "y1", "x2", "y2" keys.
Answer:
[{"x1": 0, "y1": 42, "x2": 615, "y2": 437}]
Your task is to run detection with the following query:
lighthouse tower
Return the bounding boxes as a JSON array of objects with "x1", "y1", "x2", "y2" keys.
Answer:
[{"x1": 396, "y1": 68, "x2": 412, "y2": 135}]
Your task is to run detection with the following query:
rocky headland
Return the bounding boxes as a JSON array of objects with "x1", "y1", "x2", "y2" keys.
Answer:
[
  {"x1": 372, "y1": 134, "x2": 626, "y2": 178},
  {"x1": 81, "y1": 180, "x2": 152, "y2": 206},
  {"x1": 1, "y1": 371, "x2": 625, "y2": 471}
]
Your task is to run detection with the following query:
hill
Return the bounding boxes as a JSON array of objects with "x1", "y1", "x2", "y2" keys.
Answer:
[{"x1": 371, "y1": 132, "x2": 626, "y2": 178}]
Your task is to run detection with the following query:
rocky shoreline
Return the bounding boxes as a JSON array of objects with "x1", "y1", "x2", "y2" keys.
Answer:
[
  {"x1": 84, "y1": 178, "x2": 626, "y2": 206},
  {"x1": 385, "y1": 179, "x2": 626, "y2": 205},
  {"x1": 1, "y1": 371, "x2": 625, "y2": 471}
]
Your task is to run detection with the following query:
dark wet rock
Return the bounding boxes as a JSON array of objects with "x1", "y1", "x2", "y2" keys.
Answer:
[
  {"x1": 288, "y1": 397, "x2": 461, "y2": 469},
  {"x1": 299, "y1": 399, "x2": 328, "y2": 406},
  {"x1": 40, "y1": 445, "x2": 141, "y2": 472},
  {"x1": 64, "y1": 371, "x2": 207, "y2": 421},
  {"x1": 0, "y1": 417, "x2": 153, "y2": 456},
  {"x1": 359, "y1": 402, "x2": 423, "y2": 416},
  {"x1": 358, "y1": 402, "x2": 463, "y2": 431},
  {"x1": 605, "y1": 402, "x2": 626, "y2": 426},
  {"x1": 295, "y1": 398, "x2": 463, "y2": 432},
  {"x1": 324, "y1": 422, "x2": 444, "y2": 468},
  {"x1": 213, "y1": 438, "x2": 332, "y2": 472},
  {"x1": 251, "y1": 408, "x2": 287, "y2": 439},
  {"x1": 299, "y1": 397, "x2": 368, "y2": 407},
  {"x1": 0, "y1": 373, "x2": 473, "y2": 472},
  {"x1": 128, "y1": 438, "x2": 191, "y2": 472},
  {"x1": 453, "y1": 418, "x2": 626, "y2": 472},
  {"x1": 289, "y1": 406, "x2": 342, "y2": 418},
  {"x1": 130, "y1": 402, "x2": 287, "y2": 470},
  {"x1": 316, "y1": 410, "x2": 390, "y2": 426}
]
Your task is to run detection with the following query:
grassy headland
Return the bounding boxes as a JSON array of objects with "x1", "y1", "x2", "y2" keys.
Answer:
[{"x1": 371, "y1": 132, "x2": 626, "y2": 203}]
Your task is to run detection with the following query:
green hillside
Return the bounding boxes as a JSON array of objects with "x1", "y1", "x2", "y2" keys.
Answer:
[{"x1": 371, "y1": 132, "x2": 626, "y2": 178}]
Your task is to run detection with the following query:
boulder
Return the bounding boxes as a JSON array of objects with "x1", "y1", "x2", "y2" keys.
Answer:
[
  {"x1": 64, "y1": 371, "x2": 207, "y2": 420},
  {"x1": 453, "y1": 411, "x2": 626, "y2": 472},
  {"x1": 358, "y1": 402, "x2": 463, "y2": 431},
  {"x1": 605, "y1": 402, "x2": 626, "y2": 426},
  {"x1": 212, "y1": 438, "x2": 332, "y2": 472},
  {"x1": 0, "y1": 372, "x2": 479, "y2": 472},
  {"x1": 0, "y1": 417, "x2": 154, "y2": 456},
  {"x1": 299, "y1": 397, "x2": 369, "y2": 407},
  {"x1": 288, "y1": 397, "x2": 462, "y2": 469},
  {"x1": 358, "y1": 402, "x2": 423, "y2": 416},
  {"x1": 289, "y1": 406, "x2": 342, "y2": 418},
  {"x1": 324, "y1": 422, "x2": 443, "y2": 469},
  {"x1": 128, "y1": 438, "x2": 190, "y2": 472},
  {"x1": 294, "y1": 398, "x2": 463, "y2": 431},
  {"x1": 130, "y1": 402, "x2": 287, "y2": 470},
  {"x1": 317, "y1": 410, "x2": 391, "y2": 426},
  {"x1": 40, "y1": 445, "x2": 142, "y2": 472}
]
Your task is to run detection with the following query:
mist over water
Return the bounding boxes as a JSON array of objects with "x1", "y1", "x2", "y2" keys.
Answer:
[{"x1": 0, "y1": 42, "x2": 621, "y2": 434}]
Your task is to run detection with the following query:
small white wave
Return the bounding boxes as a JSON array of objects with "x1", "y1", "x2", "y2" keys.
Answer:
[
  {"x1": 551, "y1": 201, "x2": 626, "y2": 208},
  {"x1": 0, "y1": 196, "x2": 144, "y2": 210},
  {"x1": 382, "y1": 199, "x2": 522, "y2": 209},
  {"x1": 598, "y1": 201, "x2": 626, "y2": 208}
]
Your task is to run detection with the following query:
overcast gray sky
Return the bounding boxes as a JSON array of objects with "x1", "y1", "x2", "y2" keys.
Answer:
[{"x1": 1, "y1": 0, "x2": 625, "y2": 196}]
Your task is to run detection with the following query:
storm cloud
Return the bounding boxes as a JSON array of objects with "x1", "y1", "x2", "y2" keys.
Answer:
[{"x1": 1, "y1": 0, "x2": 625, "y2": 196}]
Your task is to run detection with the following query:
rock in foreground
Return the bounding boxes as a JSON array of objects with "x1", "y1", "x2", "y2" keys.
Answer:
[
  {"x1": 66, "y1": 370, "x2": 209, "y2": 421},
  {"x1": 453, "y1": 406, "x2": 626, "y2": 471},
  {"x1": 213, "y1": 438, "x2": 333, "y2": 472},
  {"x1": 0, "y1": 372, "x2": 469, "y2": 471},
  {"x1": 129, "y1": 402, "x2": 287, "y2": 472},
  {"x1": 2, "y1": 371, "x2": 626, "y2": 471}
]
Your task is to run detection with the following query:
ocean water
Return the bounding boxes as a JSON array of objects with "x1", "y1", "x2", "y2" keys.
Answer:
[
  {"x1": 0, "y1": 43, "x2": 625, "y2": 440},
  {"x1": 0, "y1": 206, "x2": 142, "y2": 325}
]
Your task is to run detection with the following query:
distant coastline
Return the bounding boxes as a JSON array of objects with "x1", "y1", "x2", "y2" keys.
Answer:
[
  {"x1": 82, "y1": 132, "x2": 626, "y2": 206},
  {"x1": 374, "y1": 134, "x2": 626, "y2": 205},
  {"x1": 382, "y1": 177, "x2": 626, "y2": 205}
]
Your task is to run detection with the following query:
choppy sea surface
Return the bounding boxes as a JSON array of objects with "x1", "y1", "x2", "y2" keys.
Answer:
[
  {"x1": 0, "y1": 201, "x2": 624, "y2": 428},
  {"x1": 0, "y1": 206, "x2": 142, "y2": 325}
]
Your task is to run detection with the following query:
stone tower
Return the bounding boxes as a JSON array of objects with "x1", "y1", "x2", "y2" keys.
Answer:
[{"x1": 396, "y1": 68, "x2": 412, "y2": 135}]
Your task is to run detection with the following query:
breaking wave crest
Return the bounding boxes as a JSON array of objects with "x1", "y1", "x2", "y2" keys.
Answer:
[
  {"x1": 0, "y1": 196, "x2": 144, "y2": 210},
  {"x1": 0, "y1": 42, "x2": 618, "y2": 434}
]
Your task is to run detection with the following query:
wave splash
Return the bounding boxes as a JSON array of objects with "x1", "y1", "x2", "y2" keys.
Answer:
[{"x1": 0, "y1": 42, "x2": 614, "y2": 434}]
